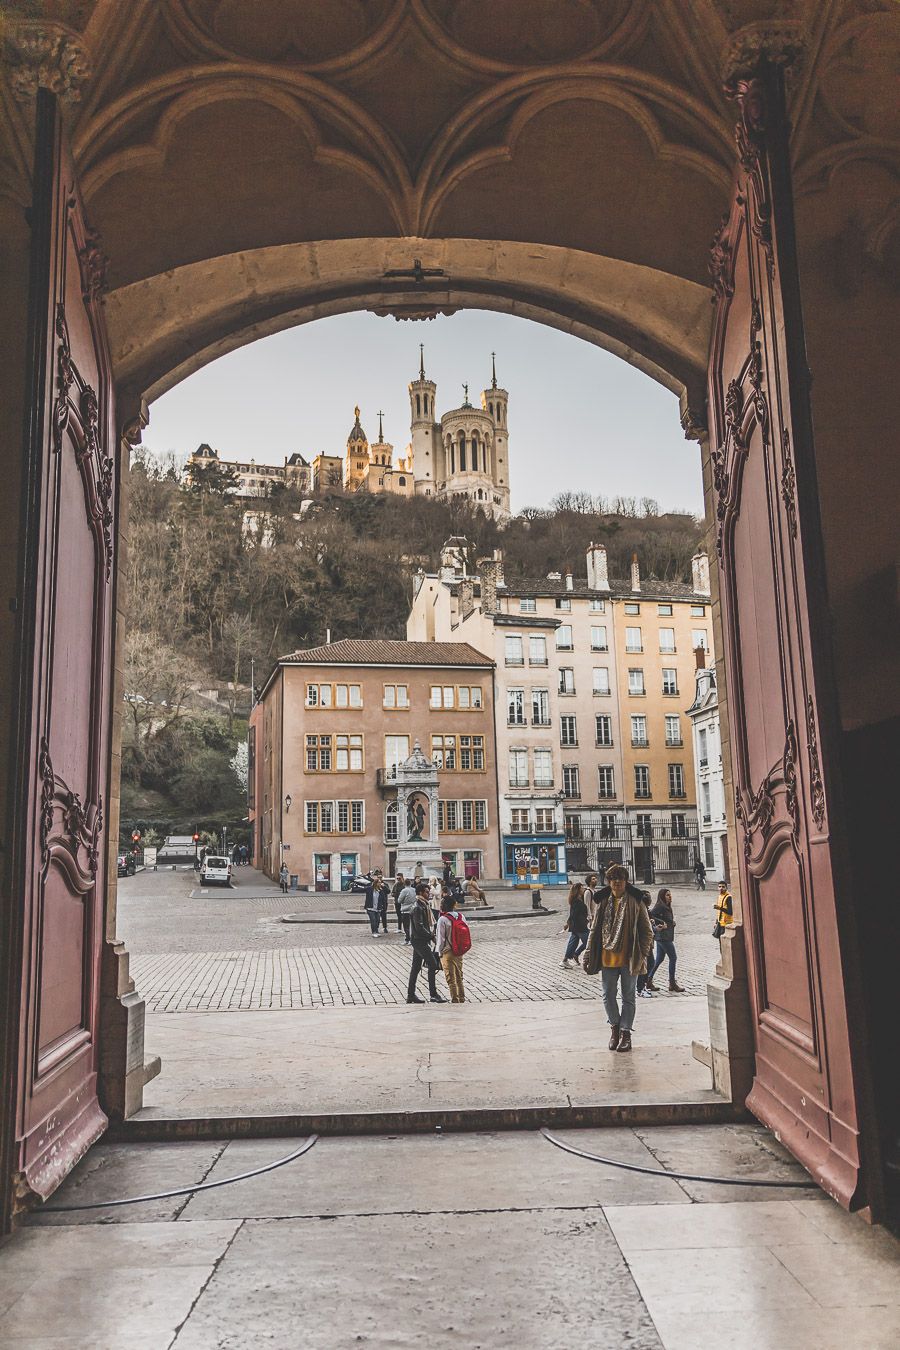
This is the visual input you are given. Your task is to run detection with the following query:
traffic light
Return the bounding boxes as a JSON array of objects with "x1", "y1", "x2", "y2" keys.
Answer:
[
  {"x1": 132, "y1": 830, "x2": 141, "y2": 842},
  {"x1": 192, "y1": 833, "x2": 200, "y2": 843}
]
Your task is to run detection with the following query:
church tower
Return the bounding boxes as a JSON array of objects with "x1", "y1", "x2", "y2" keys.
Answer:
[
  {"x1": 481, "y1": 353, "x2": 511, "y2": 516},
  {"x1": 409, "y1": 344, "x2": 438, "y2": 497},
  {"x1": 345, "y1": 406, "x2": 370, "y2": 492}
]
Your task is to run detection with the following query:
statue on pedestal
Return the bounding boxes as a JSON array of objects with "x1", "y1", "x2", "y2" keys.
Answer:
[{"x1": 394, "y1": 740, "x2": 443, "y2": 879}]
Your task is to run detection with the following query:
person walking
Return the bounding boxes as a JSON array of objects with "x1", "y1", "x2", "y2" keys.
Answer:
[
  {"x1": 694, "y1": 858, "x2": 707, "y2": 890},
  {"x1": 442, "y1": 858, "x2": 452, "y2": 885},
  {"x1": 584, "y1": 873, "x2": 600, "y2": 924},
  {"x1": 279, "y1": 862, "x2": 289, "y2": 894},
  {"x1": 364, "y1": 870, "x2": 384, "y2": 936},
  {"x1": 561, "y1": 882, "x2": 590, "y2": 968},
  {"x1": 428, "y1": 875, "x2": 443, "y2": 912},
  {"x1": 647, "y1": 888, "x2": 683, "y2": 992},
  {"x1": 397, "y1": 876, "x2": 417, "y2": 943},
  {"x1": 407, "y1": 884, "x2": 445, "y2": 1003},
  {"x1": 391, "y1": 873, "x2": 407, "y2": 933},
  {"x1": 435, "y1": 895, "x2": 469, "y2": 1003},
  {"x1": 713, "y1": 880, "x2": 734, "y2": 935},
  {"x1": 584, "y1": 864, "x2": 653, "y2": 1053},
  {"x1": 377, "y1": 873, "x2": 390, "y2": 933}
]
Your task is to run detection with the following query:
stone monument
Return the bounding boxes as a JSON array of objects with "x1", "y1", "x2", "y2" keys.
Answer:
[{"x1": 393, "y1": 740, "x2": 443, "y2": 879}]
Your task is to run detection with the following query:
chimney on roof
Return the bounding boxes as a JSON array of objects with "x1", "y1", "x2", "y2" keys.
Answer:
[
  {"x1": 695, "y1": 645, "x2": 707, "y2": 670},
  {"x1": 586, "y1": 541, "x2": 608, "y2": 591},
  {"x1": 691, "y1": 547, "x2": 711, "y2": 596},
  {"x1": 630, "y1": 553, "x2": 641, "y2": 593},
  {"x1": 564, "y1": 568, "x2": 574, "y2": 592},
  {"x1": 458, "y1": 577, "x2": 475, "y2": 620},
  {"x1": 477, "y1": 551, "x2": 504, "y2": 616}
]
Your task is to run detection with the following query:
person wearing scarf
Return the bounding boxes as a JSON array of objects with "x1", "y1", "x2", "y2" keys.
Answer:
[{"x1": 591, "y1": 864, "x2": 654, "y2": 1053}]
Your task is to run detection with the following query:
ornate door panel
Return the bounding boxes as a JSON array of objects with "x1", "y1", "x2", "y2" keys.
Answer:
[
  {"x1": 708, "y1": 69, "x2": 875, "y2": 1209},
  {"x1": 11, "y1": 91, "x2": 115, "y2": 1200}
]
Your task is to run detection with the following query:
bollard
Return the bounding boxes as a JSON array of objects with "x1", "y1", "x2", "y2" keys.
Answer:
[{"x1": 532, "y1": 887, "x2": 543, "y2": 910}]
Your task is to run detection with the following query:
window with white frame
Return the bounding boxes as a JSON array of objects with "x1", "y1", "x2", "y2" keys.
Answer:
[
  {"x1": 631, "y1": 714, "x2": 648, "y2": 747},
  {"x1": 659, "y1": 627, "x2": 676, "y2": 653},
  {"x1": 531, "y1": 688, "x2": 550, "y2": 725},
  {"x1": 533, "y1": 748, "x2": 553, "y2": 787},
  {"x1": 457, "y1": 686, "x2": 484, "y2": 709},
  {"x1": 510, "y1": 808, "x2": 530, "y2": 833},
  {"x1": 385, "y1": 802, "x2": 399, "y2": 842},
  {"x1": 458, "y1": 735, "x2": 484, "y2": 771},
  {"x1": 507, "y1": 688, "x2": 526, "y2": 725},
  {"x1": 555, "y1": 624, "x2": 573, "y2": 650},
  {"x1": 704, "y1": 836, "x2": 716, "y2": 868},
  {"x1": 671, "y1": 812, "x2": 687, "y2": 837},
  {"x1": 558, "y1": 667, "x2": 575, "y2": 695},
  {"x1": 438, "y1": 800, "x2": 488, "y2": 833},
  {"x1": 658, "y1": 603, "x2": 673, "y2": 616},
  {"x1": 662, "y1": 668, "x2": 678, "y2": 695},
  {"x1": 634, "y1": 765, "x2": 651, "y2": 798},
  {"x1": 625, "y1": 602, "x2": 640, "y2": 615},
  {"x1": 665, "y1": 714, "x2": 682, "y2": 746},
  {"x1": 625, "y1": 626, "x2": 643, "y2": 652},
  {"x1": 520, "y1": 597, "x2": 536, "y2": 613},
  {"x1": 701, "y1": 781, "x2": 712, "y2": 820},
  {"x1": 305, "y1": 734, "x2": 332, "y2": 771},
  {"x1": 636, "y1": 812, "x2": 652, "y2": 836},
  {"x1": 628, "y1": 668, "x2": 645, "y2": 695},
  {"x1": 555, "y1": 597, "x2": 571, "y2": 611},
  {"x1": 529, "y1": 635, "x2": 547, "y2": 665},
  {"x1": 383, "y1": 683, "x2": 409, "y2": 709},
  {"x1": 305, "y1": 683, "x2": 332, "y2": 708},
  {"x1": 560, "y1": 715, "x2": 578, "y2": 746},
  {"x1": 668, "y1": 763, "x2": 686, "y2": 798},
  {"x1": 304, "y1": 800, "x2": 364, "y2": 833},
  {"x1": 505, "y1": 635, "x2": 524, "y2": 666},
  {"x1": 692, "y1": 629, "x2": 709, "y2": 650},
  {"x1": 598, "y1": 766, "x2": 615, "y2": 798},
  {"x1": 508, "y1": 748, "x2": 528, "y2": 787},
  {"x1": 562, "y1": 764, "x2": 580, "y2": 798},
  {"x1": 334, "y1": 683, "x2": 362, "y2": 709},
  {"x1": 592, "y1": 667, "x2": 610, "y2": 696},
  {"x1": 589, "y1": 598, "x2": 606, "y2": 612},
  {"x1": 698, "y1": 727, "x2": 708, "y2": 764},
  {"x1": 590, "y1": 625, "x2": 608, "y2": 651},
  {"x1": 384, "y1": 734, "x2": 409, "y2": 770},
  {"x1": 595, "y1": 714, "x2": 613, "y2": 746},
  {"x1": 691, "y1": 604, "x2": 706, "y2": 617},
  {"x1": 534, "y1": 808, "x2": 556, "y2": 832},
  {"x1": 430, "y1": 685, "x2": 455, "y2": 709}
]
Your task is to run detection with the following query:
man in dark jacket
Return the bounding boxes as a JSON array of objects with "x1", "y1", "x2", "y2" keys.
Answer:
[
  {"x1": 407, "y1": 884, "x2": 445, "y2": 1003},
  {"x1": 364, "y1": 871, "x2": 383, "y2": 936}
]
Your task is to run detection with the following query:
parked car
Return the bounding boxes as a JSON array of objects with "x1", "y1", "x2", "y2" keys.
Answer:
[
  {"x1": 117, "y1": 853, "x2": 136, "y2": 878},
  {"x1": 200, "y1": 855, "x2": 232, "y2": 887}
]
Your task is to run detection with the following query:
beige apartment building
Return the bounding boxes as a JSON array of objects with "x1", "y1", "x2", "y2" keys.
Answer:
[
  {"x1": 407, "y1": 542, "x2": 713, "y2": 886},
  {"x1": 248, "y1": 640, "x2": 499, "y2": 890}
]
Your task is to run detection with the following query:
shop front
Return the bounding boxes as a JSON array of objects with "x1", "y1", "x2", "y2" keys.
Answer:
[
  {"x1": 441, "y1": 849, "x2": 483, "y2": 881},
  {"x1": 313, "y1": 851, "x2": 360, "y2": 892},
  {"x1": 502, "y1": 836, "x2": 567, "y2": 887}
]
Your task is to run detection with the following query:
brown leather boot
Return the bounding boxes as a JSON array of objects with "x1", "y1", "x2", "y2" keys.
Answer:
[
  {"x1": 669, "y1": 980, "x2": 685, "y2": 992},
  {"x1": 617, "y1": 1029, "x2": 632, "y2": 1053},
  {"x1": 608, "y1": 1024, "x2": 621, "y2": 1051}
]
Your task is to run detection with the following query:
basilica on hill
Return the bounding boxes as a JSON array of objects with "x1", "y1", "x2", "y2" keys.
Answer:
[{"x1": 187, "y1": 349, "x2": 512, "y2": 522}]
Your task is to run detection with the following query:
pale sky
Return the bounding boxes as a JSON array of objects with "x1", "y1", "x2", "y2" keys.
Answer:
[{"x1": 146, "y1": 310, "x2": 704, "y2": 516}]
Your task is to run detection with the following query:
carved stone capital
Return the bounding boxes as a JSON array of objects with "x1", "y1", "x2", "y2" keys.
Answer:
[
  {"x1": 680, "y1": 389, "x2": 707, "y2": 442},
  {"x1": 4, "y1": 20, "x2": 92, "y2": 105},
  {"x1": 721, "y1": 21, "x2": 806, "y2": 88}
]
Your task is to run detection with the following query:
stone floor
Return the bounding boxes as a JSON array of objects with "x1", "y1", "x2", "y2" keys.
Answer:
[
  {"x1": 139, "y1": 998, "x2": 713, "y2": 1118},
  {"x1": 6, "y1": 1125, "x2": 899, "y2": 1349}
]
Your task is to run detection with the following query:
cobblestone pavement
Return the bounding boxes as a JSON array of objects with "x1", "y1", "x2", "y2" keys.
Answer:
[{"x1": 121, "y1": 866, "x2": 718, "y2": 1013}]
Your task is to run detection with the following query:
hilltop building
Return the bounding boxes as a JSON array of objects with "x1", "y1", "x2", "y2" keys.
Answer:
[{"x1": 183, "y1": 349, "x2": 511, "y2": 520}]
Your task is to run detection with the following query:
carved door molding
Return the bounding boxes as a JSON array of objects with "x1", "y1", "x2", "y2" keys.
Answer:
[
  {"x1": 9, "y1": 90, "x2": 116, "y2": 1203},
  {"x1": 708, "y1": 66, "x2": 878, "y2": 1210}
]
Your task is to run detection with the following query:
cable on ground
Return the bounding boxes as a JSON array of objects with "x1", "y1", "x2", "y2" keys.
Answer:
[
  {"x1": 41, "y1": 1135, "x2": 319, "y2": 1212},
  {"x1": 540, "y1": 1127, "x2": 817, "y2": 1188}
]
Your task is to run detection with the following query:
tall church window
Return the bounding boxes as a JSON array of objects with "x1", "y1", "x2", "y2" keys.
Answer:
[
  {"x1": 489, "y1": 402, "x2": 494, "y2": 418},
  {"x1": 459, "y1": 430, "x2": 466, "y2": 472},
  {"x1": 416, "y1": 394, "x2": 421, "y2": 416}
]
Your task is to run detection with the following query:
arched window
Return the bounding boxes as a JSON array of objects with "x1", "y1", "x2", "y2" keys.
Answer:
[
  {"x1": 398, "y1": 476, "x2": 406, "y2": 486},
  {"x1": 424, "y1": 395, "x2": 429, "y2": 415},
  {"x1": 458, "y1": 429, "x2": 466, "y2": 472},
  {"x1": 489, "y1": 401, "x2": 494, "y2": 418},
  {"x1": 385, "y1": 801, "x2": 399, "y2": 843},
  {"x1": 470, "y1": 433, "x2": 478, "y2": 469},
  {"x1": 416, "y1": 394, "x2": 421, "y2": 416}
]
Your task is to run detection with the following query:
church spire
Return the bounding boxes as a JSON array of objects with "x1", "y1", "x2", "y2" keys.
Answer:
[
  {"x1": 419, "y1": 343, "x2": 425, "y2": 380},
  {"x1": 377, "y1": 409, "x2": 384, "y2": 443},
  {"x1": 491, "y1": 352, "x2": 498, "y2": 389}
]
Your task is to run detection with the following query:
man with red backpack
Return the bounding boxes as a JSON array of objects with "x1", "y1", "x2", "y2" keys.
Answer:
[{"x1": 435, "y1": 894, "x2": 471, "y2": 1003}]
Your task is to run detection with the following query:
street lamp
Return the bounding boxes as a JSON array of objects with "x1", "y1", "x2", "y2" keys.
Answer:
[{"x1": 284, "y1": 794, "x2": 292, "y2": 813}]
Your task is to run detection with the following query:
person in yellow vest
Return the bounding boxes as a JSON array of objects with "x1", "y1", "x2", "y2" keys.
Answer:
[
  {"x1": 590, "y1": 864, "x2": 654, "y2": 1053},
  {"x1": 714, "y1": 881, "x2": 734, "y2": 935}
]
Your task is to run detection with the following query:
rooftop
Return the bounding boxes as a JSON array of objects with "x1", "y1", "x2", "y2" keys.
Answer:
[
  {"x1": 447, "y1": 577, "x2": 709, "y2": 603},
  {"x1": 276, "y1": 639, "x2": 495, "y2": 668}
]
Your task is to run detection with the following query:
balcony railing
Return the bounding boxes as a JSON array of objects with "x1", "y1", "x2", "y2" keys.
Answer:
[
  {"x1": 531, "y1": 717, "x2": 552, "y2": 727},
  {"x1": 631, "y1": 738, "x2": 649, "y2": 748},
  {"x1": 509, "y1": 777, "x2": 529, "y2": 789},
  {"x1": 634, "y1": 789, "x2": 652, "y2": 799},
  {"x1": 666, "y1": 738, "x2": 684, "y2": 747},
  {"x1": 669, "y1": 790, "x2": 687, "y2": 800}
]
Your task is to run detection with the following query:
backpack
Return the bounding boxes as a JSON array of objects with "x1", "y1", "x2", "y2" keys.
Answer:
[{"x1": 448, "y1": 912, "x2": 472, "y2": 956}]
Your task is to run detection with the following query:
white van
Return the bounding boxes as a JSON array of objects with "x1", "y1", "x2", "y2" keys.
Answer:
[{"x1": 200, "y1": 855, "x2": 232, "y2": 887}]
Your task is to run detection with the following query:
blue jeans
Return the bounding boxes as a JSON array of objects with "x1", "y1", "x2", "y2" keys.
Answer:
[
  {"x1": 564, "y1": 928, "x2": 589, "y2": 960},
  {"x1": 601, "y1": 966, "x2": 637, "y2": 1032},
  {"x1": 366, "y1": 907, "x2": 380, "y2": 935},
  {"x1": 647, "y1": 939, "x2": 676, "y2": 983}
]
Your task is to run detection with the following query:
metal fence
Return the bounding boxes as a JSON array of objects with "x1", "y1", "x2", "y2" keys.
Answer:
[{"x1": 564, "y1": 812, "x2": 701, "y2": 886}]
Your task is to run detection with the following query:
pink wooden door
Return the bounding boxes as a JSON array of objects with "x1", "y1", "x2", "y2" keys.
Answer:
[
  {"x1": 10, "y1": 91, "x2": 116, "y2": 1202},
  {"x1": 708, "y1": 68, "x2": 878, "y2": 1211}
]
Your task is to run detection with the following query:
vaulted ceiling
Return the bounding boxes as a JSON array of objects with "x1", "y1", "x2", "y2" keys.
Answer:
[{"x1": 1, "y1": 0, "x2": 896, "y2": 405}]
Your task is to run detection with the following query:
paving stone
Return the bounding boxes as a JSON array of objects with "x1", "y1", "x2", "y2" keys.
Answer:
[
  {"x1": 172, "y1": 1209, "x2": 664, "y2": 1350},
  {"x1": 631, "y1": 1123, "x2": 811, "y2": 1202}
]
